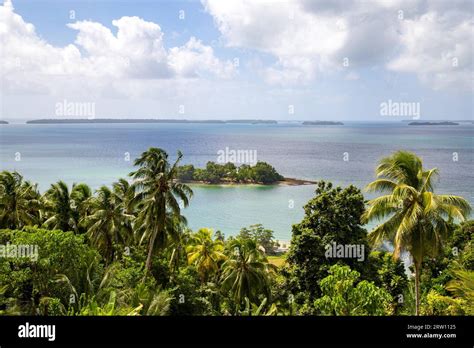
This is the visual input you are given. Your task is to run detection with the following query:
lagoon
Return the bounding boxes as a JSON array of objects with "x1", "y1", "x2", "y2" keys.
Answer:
[{"x1": 0, "y1": 121, "x2": 472, "y2": 240}]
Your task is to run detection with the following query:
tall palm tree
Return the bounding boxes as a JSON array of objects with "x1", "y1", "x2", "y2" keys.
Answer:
[
  {"x1": 82, "y1": 186, "x2": 134, "y2": 264},
  {"x1": 362, "y1": 151, "x2": 471, "y2": 315},
  {"x1": 130, "y1": 148, "x2": 193, "y2": 274},
  {"x1": 113, "y1": 178, "x2": 136, "y2": 214},
  {"x1": 42, "y1": 181, "x2": 91, "y2": 233},
  {"x1": 167, "y1": 224, "x2": 191, "y2": 276},
  {"x1": 186, "y1": 228, "x2": 226, "y2": 283},
  {"x1": 0, "y1": 171, "x2": 40, "y2": 229},
  {"x1": 112, "y1": 178, "x2": 137, "y2": 245},
  {"x1": 221, "y1": 238, "x2": 275, "y2": 310}
]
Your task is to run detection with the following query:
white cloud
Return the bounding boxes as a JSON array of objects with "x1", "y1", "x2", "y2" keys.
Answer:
[
  {"x1": 0, "y1": 0, "x2": 235, "y2": 98},
  {"x1": 203, "y1": 0, "x2": 346, "y2": 85},
  {"x1": 387, "y1": 11, "x2": 473, "y2": 90},
  {"x1": 203, "y1": 0, "x2": 473, "y2": 90},
  {"x1": 168, "y1": 37, "x2": 235, "y2": 78}
]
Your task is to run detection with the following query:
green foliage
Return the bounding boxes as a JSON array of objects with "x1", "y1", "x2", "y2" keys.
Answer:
[
  {"x1": 237, "y1": 297, "x2": 278, "y2": 316},
  {"x1": 237, "y1": 224, "x2": 278, "y2": 255},
  {"x1": 130, "y1": 148, "x2": 192, "y2": 273},
  {"x1": 362, "y1": 150, "x2": 471, "y2": 315},
  {"x1": 251, "y1": 162, "x2": 284, "y2": 184},
  {"x1": 42, "y1": 181, "x2": 92, "y2": 233},
  {"x1": 0, "y1": 149, "x2": 471, "y2": 317},
  {"x1": 366, "y1": 251, "x2": 408, "y2": 313},
  {"x1": 177, "y1": 161, "x2": 283, "y2": 184},
  {"x1": 221, "y1": 238, "x2": 276, "y2": 311},
  {"x1": 82, "y1": 185, "x2": 134, "y2": 264},
  {"x1": 0, "y1": 171, "x2": 41, "y2": 229},
  {"x1": 446, "y1": 268, "x2": 474, "y2": 315},
  {"x1": 421, "y1": 289, "x2": 466, "y2": 316},
  {"x1": 420, "y1": 220, "x2": 474, "y2": 307},
  {"x1": 314, "y1": 264, "x2": 393, "y2": 316},
  {"x1": 0, "y1": 227, "x2": 101, "y2": 314},
  {"x1": 285, "y1": 181, "x2": 369, "y2": 312},
  {"x1": 176, "y1": 164, "x2": 195, "y2": 182},
  {"x1": 167, "y1": 266, "x2": 213, "y2": 315},
  {"x1": 186, "y1": 228, "x2": 226, "y2": 283}
]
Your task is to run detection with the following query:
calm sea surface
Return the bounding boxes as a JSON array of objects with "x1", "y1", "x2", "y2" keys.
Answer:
[{"x1": 1, "y1": 122, "x2": 472, "y2": 240}]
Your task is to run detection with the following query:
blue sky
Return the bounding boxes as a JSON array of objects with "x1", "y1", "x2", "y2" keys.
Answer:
[{"x1": 1, "y1": 0, "x2": 473, "y2": 121}]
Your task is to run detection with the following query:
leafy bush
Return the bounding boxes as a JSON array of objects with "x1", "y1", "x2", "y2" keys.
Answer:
[
  {"x1": 0, "y1": 227, "x2": 101, "y2": 314},
  {"x1": 314, "y1": 264, "x2": 393, "y2": 316},
  {"x1": 285, "y1": 181, "x2": 369, "y2": 312}
]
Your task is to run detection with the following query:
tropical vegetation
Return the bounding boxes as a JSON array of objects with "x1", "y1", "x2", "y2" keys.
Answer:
[
  {"x1": 177, "y1": 161, "x2": 284, "y2": 184},
  {"x1": 0, "y1": 148, "x2": 471, "y2": 316}
]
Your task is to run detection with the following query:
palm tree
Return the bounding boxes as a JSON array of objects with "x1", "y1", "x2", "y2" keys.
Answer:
[
  {"x1": 446, "y1": 267, "x2": 474, "y2": 315},
  {"x1": 186, "y1": 228, "x2": 226, "y2": 283},
  {"x1": 168, "y1": 225, "x2": 191, "y2": 276},
  {"x1": 362, "y1": 151, "x2": 471, "y2": 315},
  {"x1": 113, "y1": 178, "x2": 136, "y2": 214},
  {"x1": 42, "y1": 181, "x2": 91, "y2": 232},
  {"x1": 82, "y1": 186, "x2": 134, "y2": 264},
  {"x1": 130, "y1": 148, "x2": 193, "y2": 274},
  {"x1": 112, "y1": 179, "x2": 136, "y2": 245},
  {"x1": 221, "y1": 238, "x2": 275, "y2": 310},
  {"x1": 0, "y1": 171, "x2": 41, "y2": 229}
]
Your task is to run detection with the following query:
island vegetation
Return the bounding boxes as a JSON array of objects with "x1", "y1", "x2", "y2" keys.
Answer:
[
  {"x1": 0, "y1": 120, "x2": 8, "y2": 124},
  {"x1": 302, "y1": 121, "x2": 344, "y2": 125},
  {"x1": 408, "y1": 121, "x2": 460, "y2": 126},
  {"x1": 26, "y1": 119, "x2": 277, "y2": 125},
  {"x1": 177, "y1": 161, "x2": 285, "y2": 184},
  {"x1": 0, "y1": 149, "x2": 472, "y2": 316}
]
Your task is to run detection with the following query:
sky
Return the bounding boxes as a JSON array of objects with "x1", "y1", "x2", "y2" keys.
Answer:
[{"x1": 0, "y1": 0, "x2": 473, "y2": 121}]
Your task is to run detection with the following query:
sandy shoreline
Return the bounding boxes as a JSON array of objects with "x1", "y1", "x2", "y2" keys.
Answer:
[{"x1": 179, "y1": 177, "x2": 318, "y2": 187}]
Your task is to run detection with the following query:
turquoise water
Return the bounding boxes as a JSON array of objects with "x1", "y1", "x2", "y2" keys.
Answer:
[{"x1": 0, "y1": 122, "x2": 472, "y2": 240}]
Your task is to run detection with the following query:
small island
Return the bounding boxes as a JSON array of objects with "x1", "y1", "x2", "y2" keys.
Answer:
[
  {"x1": 302, "y1": 121, "x2": 344, "y2": 125},
  {"x1": 408, "y1": 121, "x2": 459, "y2": 126},
  {"x1": 0, "y1": 120, "x2": 8, "y2": 124},
  {"x1": 226, "y1": 119, "x2": 277, "y2": 124},
  {"x1": 177, "y1": 161, "x2": 316, "y2": 185},
  {"x1": 26, "y1": 118, "x2": 277, "y2": 125}
]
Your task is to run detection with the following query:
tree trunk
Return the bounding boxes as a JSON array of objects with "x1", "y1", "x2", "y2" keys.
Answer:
[
  {"x1": 145, "y1": 231, "x2": 156, "y2": 274},
  {"x1": 144, "y1": 201, "x2": 165, "y2": 278},
  {"x1": 414, "y1": 262, "x2": 421, "y2": 316}
]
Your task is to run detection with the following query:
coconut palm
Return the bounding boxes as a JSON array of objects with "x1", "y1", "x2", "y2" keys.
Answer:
[
  {"x1": 362, "y1": 151, "x2": 471, "y2": 315},
  {"x1": 186, "y1": 228, "x2": 226, "y2": 283},
  {"x1": 82, "y1": 186, "x2": 134, "y2": 264},
  {"x1": 0, "y1": 171, "x2": 41, "y2": 229},
  {"x1": 130, "y1": 148, "x2": 193, "y2": 274},
  {"x1": 42, "y1": 181, "x2": 92, "y2": 233},
  {"x1": 113, "y1": 178, "x2": 136, "y2": 214},
  {"x1": 221, "y1": 238, "x2": 275, "y2": 310},
  {"x1": 112, "y1": 179, "x2": 137, "y2": 245},
  {"x1": 446, "y1": 267, "x2": 474, "y2": 315},
  {"x1": 168, "y1": 226, "x2": 192, "y2": 276}
]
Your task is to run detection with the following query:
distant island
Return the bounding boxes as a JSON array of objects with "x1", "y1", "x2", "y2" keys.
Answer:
[
  {"x1": 402, "y1": 119, "x2": 470, "y2": 123},
  {"x1": 408, "y1": 121, "x2": 459, "y2": 126},
  {"x1": 26, "y1": 119, "x2": 277, "y2": 125},
  {"x1": 302, "y1": 121, "x2": 344, "y2": 125},
  {"x1": 177, "y1": 161, "x2": 316, "y2": 186},
  {"x1": 0, "y1": 120, "x2": 8, "y2": 124}
]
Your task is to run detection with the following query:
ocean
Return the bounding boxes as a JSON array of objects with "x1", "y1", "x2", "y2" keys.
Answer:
[{"x1": 1, "y1": 122, "x2": 472, "y2": 240}]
